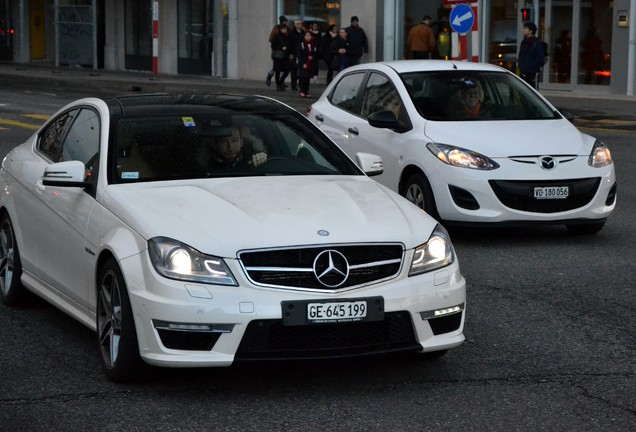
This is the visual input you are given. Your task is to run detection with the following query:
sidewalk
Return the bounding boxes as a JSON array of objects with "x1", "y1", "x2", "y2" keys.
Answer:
[{"x1": 2, "y1": 61, "x2": 635, "y2": 116}]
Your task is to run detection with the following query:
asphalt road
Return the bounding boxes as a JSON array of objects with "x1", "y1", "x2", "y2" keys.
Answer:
[{"x1": 0, "y1": 73, "x2": 634, "y2": 431}]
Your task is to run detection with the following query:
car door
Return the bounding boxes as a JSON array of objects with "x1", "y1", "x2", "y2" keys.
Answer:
[
  {"x1": 351, "y1": 72, "x2": 414, "y2": 191},
  {"x1": 312, "y1": 71, "x2": 368, "y2": 153},
  {"x1": 32, "y1": 107, "x2": 100, "y2": 309}
]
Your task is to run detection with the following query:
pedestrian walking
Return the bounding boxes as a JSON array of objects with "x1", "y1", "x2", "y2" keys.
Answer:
[
  {"x1": 321, "y1": 24, "x2": 339, "y2": 84},
  {"x1": 289, "y1": 19, "x2": 305, "y2": 91},
  {"x1": 330, "y1": 27, "x2": 354, "y2": 72},
  {"x1": 345, "y1": 16, "x2": 368, "y2": 66},
  {"x1": 297, "y1": 30, "x2": 317, "y2": 97},
  {"x1": 266, "y1": 16, "x2": 288, "y2": 87},
  {"x1": 309, "y1": 22, "x2": 323, "y2": 84},
  {"x1": 517, "y1": 22, "x2": 545, "y2": 89},
  {"x1": 271, "y1": 24, "x2": 291, "y2": 91},
  {"x1": 408, "y1": 16, "x2": 436, "y2": 59}
]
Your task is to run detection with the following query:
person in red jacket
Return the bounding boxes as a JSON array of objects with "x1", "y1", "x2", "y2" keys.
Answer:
[{"x1": 296, "y1": 30, "x2": 317, "y2": 98}]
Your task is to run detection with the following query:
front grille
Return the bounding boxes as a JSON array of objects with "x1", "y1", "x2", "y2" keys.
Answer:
[
  {"x1": 489, "y1": 178, "x2": 601, "y2": 213},
  {"x1": 157, "y1": 329, "x2": 222, "y2": 351},
  {"x1": 235, "y1": 311, "x2": 419, "y2": 360},
  {"x1": 239, "y1": 244, "x2": 404, "y2": 291}
]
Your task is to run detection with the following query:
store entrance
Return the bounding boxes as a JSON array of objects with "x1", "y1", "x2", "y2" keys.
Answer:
[
  {"x1": 543, "y1": 0, "x2": 612, "y2": 89},
  {"x1": 177, "y1": 0, "x2": 213, "y2": 75}
]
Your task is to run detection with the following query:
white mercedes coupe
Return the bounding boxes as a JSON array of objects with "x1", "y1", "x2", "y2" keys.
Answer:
[{"x1": 0, "y1": 94, "x2": 465, "y2": 382}]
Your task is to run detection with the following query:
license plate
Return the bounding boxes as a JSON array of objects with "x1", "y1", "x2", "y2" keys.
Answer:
[
  {"x1": 307, "y1": 301, "x2": 367, "y2": 323},
  {"x1": 534, "y1": 186, "x2": 569, "y2": 199},
  {"x1": 281, "y1": 297, "x2": 384, "y2": 326}
]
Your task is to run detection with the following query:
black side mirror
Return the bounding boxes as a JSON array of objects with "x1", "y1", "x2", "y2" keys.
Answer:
[{"x1": 368, "y1": 110, "x2": 405, "y2": 131}]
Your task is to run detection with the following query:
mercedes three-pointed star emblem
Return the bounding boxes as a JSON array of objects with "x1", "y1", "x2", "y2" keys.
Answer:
[{"x1": 313, "y1": 250, "x2": 350, "y2": 288}]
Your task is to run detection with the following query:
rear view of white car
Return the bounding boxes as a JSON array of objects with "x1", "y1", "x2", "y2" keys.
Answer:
[{"x1": 308, "y1": 60, "x2": 616, "y2": 234}]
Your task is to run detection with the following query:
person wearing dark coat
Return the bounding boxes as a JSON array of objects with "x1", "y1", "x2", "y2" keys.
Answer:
[
  {"x1": 517, "y1": 22, "x2": 544, "y2": 89},
  {"x1": 297, "y1": 30, "x2": 318, "y2": 98},
  {"x1": 321, "y1": 24, "x2": 339, "y2": 84},
  {"x1": 309, "y1": 22, "x2": 323, "y2": 82},
  {"x1": 288, "y1": 19, "x2": 305, "y2": 91},
  {"x1": 271, "y1": 24, "x2": 292, "y2": 91},
  {"x1": 330, "y1": 28, "x2": 355, "y2": 72},
  {"x1": 266, "y1": 15, "x2": 288, "y2": 86},
  {"x1": 344, "y1": 16, "x2": 368, "y2": 66}
]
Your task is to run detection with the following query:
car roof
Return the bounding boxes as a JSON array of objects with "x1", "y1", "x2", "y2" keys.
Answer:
[
  {"x1": 104, "y1": 93, "x2": 292, "y2": 117},
  {"x1": 345, "y1": 59, "x2": 510, "y2": 74}
]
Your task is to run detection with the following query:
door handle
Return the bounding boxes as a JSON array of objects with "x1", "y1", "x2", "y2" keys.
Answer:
[
  {"x1": 348, "y1": 127, "x2": 359, "y2": 136},
  {"x1": 315, "y1": 114, "x2": 324, "y2": 122}
]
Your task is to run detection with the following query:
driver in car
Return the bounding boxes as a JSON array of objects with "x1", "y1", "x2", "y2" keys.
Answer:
[
  {"x1": 448, "y1": 79, "x2": 490, "y2": 120},
  {"x1": 207, "y1": 126, "x2": 268, "y2": 168}
]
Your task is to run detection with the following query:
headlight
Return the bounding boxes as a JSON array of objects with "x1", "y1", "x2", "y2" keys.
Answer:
[
  {"x1": 588, "y1": 140, "x2": 613, "y2": 167},
  {"x1": 409, "y1": 225, "x2": 455, "y2": 276},
  {"x1": 148, "y1": 237, "x2": 237, "y2": 286},
  {"x1": 427, "y1": 143, "x2": 499, "y2": 170}
]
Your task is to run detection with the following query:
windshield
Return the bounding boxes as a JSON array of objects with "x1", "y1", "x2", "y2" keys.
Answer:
[
  {"x1": 110, "y1": 108, "x2": 362, "y2": 183},
  {"x1": 400, "y1": 70, "x2": 560, "y2": 121}
]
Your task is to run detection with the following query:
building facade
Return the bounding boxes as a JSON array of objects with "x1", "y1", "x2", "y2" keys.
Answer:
[{"x1": 1, "y1": 0, "x2": 635, "y2": 96}]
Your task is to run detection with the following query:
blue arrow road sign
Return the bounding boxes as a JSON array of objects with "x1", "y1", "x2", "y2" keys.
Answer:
[{"x1": 450, "y1": 4, "x2": 474, "y2": 34}]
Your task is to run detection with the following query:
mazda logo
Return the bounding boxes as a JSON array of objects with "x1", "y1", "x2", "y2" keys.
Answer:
[
  {"x1": 313, "y1": 250, "x2": 350, "y2": 288},
  {"x1": 539, "y1": 156, "x2": 557, "y2": 170}
]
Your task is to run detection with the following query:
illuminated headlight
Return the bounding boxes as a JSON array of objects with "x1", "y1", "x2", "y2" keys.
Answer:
[
  {"x1": 427, "y1": 143, "x2": 499, "y2": 170},
  {"x1": 409, "y1": 225, "x2": 455, "y2": 276},
  {"x1": 148, "y1": 237, "x2": 237, "y2": 286},
  {"x1": 588, "y1": 140, "x2": 613, "y2": 167}
]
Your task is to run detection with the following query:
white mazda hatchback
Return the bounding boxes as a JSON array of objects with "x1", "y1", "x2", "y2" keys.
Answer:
[
  {"x1": 308, "y1": 60, "x2": 616, "y2": 234},
  {"x1": 0, "y1": 94, "x2": 465, "y2": 382}
]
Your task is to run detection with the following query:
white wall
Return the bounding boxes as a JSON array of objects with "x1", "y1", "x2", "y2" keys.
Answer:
[{"x1": 236, "y1": 0, "x2": 276, "y2": 80}]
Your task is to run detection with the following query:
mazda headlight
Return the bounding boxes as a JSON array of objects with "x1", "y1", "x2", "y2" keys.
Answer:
[
  {"x1": 409, "y1": 225, "x2": 454, "y2": 276},
  {"x1": 427, "y1": 143, "x2": 499, "y2": 170},
  {"x1": 148, "y1": 237, "x2": 237, "y2": 286},
  {"x1": 588, "y1": 140, "x2": 613, "y2": 167}
]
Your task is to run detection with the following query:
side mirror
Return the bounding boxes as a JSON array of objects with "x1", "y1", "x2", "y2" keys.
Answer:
[
  {"x1": 42, "y1": 160, "x2": 89, "y2": 187},
  {"x1": 368, "y1": 110, "x2": 403, "y2": 131},
  {"x1": 355, "y1": 152, "x2": 383, "y2": 177}
]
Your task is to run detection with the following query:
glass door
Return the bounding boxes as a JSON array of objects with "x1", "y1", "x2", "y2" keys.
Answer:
[
  {"x1": 177, "y1": 0, "x2": 213, "y2": 75},
  {"x1": 543, "y1": 0, "x2": 612, "y2": 88}
]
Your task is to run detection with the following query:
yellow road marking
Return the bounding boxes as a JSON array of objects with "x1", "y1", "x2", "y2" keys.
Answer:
[
  {"x1": 577, "y1": 126, "x2": 632, "y2": 134},
  {"x1": 23, "y1": 114, "x2": 50, "y2": 120},
  {"x1": 0, "y1": 118, "x2": 41, "y2": 130}
]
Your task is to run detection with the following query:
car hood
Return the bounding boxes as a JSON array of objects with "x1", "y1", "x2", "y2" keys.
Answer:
[
  {"x1": 102, "y1": 176, "x2": 435, "y2": 257},
  {"x1": 424, "y1": 119, "x2": 595, "y2": 158}
]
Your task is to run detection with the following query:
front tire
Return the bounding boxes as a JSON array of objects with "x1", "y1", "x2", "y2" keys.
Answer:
[
  {"x1": 96, "y1": 258, "x2": 143, "y2": 382},
  {"x1": 0, "y1": 214, "x2": 28, "y2": 306},
  {"x1": 402, "y1": 173, "x2": 439, "y2": 220}
]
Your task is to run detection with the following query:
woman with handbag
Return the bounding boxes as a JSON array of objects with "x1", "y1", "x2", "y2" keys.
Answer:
[{"x1": 271, "y1": 24, "x2": 291, "y2": 91}]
